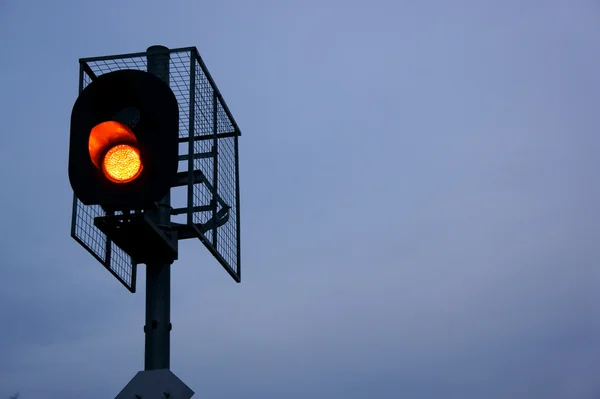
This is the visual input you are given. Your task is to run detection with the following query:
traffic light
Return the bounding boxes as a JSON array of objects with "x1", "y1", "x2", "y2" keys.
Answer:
[{"x1": 68, "y1": 69, "x2": 179, "y2": 210}]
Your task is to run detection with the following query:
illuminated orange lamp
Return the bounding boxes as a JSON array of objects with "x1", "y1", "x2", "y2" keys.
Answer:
[{"x1": 88, "y1": 121, "x2": 143, "y2": 183}]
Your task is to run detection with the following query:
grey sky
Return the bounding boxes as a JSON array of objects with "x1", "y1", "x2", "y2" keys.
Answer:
[{"x1": 1, "y1": 0, "x2": 600, "y2": 398}]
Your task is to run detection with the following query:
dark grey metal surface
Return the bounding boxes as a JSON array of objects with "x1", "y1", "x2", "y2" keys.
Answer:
[{"x1": 144, "y1": 44, "x2": 173, "y2": 371}]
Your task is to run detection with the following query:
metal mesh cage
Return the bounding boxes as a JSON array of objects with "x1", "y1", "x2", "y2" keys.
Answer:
[{"x1": 71, "y1": 47, "x2": 242, "y2": 290}]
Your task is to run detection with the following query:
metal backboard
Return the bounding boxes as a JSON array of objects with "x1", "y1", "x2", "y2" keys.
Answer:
[{"x1": 71, "y1": 47, "x2": 242, "y2": 289}]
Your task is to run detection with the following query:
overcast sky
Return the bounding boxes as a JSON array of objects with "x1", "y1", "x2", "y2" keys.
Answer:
[{"x1": 1, "y1": 1, "x2": 600, "y2": 398}]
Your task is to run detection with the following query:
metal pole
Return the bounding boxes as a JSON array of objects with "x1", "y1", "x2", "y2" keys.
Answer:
[{"x1": 144, "y1": 45, "x2": 172, "y2": 371}]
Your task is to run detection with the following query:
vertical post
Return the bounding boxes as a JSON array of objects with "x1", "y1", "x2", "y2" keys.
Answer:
[
  {"x1": 144, "y1": 45, "x2": 172, "y2": 371},
  {"x1": 187, "y1": 51, "x2": 196, "y2": 226},
  {"x1": 212, "y1": 91, "x2": 219, "y2": 249},
  {"x1": 234, "y1": 128, "x2": 241, "y2": 279}
]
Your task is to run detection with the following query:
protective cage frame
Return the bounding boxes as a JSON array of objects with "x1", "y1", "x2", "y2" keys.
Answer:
[{"x1": 71, "y1": 47, "x2": 242, "y2": 292}]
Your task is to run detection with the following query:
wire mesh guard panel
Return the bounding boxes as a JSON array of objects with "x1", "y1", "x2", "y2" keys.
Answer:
[
  {"x1": 71, "y1": 200, "x2": 135, "y2": 290},
  {"x1": 71, "y1": 55, "x2": 149, "y2": 292},
  {"x1": 189, "y1": 50, "x2": 241, "y2": 281},
  {"x1": 71, "y1": 48, "x2": 241, "y2": 289}
]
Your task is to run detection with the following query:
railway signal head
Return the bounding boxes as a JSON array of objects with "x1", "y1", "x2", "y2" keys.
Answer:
[{"x1": 68, "y1": 69, "x2": 178, "y2": 209}]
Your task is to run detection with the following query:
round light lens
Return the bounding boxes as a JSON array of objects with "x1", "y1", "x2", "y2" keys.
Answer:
[{"x1": 102, "y1": 144, "x2": 143, "y2": 183}]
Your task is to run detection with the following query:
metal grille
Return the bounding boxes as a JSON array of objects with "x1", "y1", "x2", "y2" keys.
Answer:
[
  {"x1": 215, "y1": 98, "x2": 238, "y2": 273},
  {"x1": 192, "y1": 59, "x2": 214, "y2": 230},
  {"x1": 70, "y1": 56, "x2": 147, "y2": 292},
  {"x1": 71, "y1": 47, "x2": 242, "y2": 287},
  {"x1": 169, "y1": 52, "x2": 192, "y2": 139},
  {"x1": 186, "y1": 49, "x2": 241, "y2": 281}
]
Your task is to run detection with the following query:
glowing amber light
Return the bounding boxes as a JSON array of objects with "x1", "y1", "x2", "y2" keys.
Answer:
[
  {"x1": 102, "y1": 144, "x2": 143, "y2": 183},
  {"x1": 88, "y1": 121, "x2": 143, "y2": 184}
]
